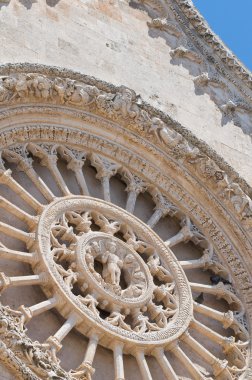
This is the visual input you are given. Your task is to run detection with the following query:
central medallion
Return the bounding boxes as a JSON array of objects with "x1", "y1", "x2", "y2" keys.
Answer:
[
  {"x1": 35, "y1": 196, "x2": 193, "y2": 352},
  {"x1": 76, "y1": 232, "x2": 153, "y2": 311}
]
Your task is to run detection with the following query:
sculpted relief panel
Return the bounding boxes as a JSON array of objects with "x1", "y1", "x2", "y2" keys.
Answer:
[{"x1": 0, "y1": 67, "x2": 251, "y2": 379}]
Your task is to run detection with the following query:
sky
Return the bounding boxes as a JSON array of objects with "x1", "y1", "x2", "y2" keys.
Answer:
[{"x1": 192, "y1": 0, "x2": 252, "y2": 72}]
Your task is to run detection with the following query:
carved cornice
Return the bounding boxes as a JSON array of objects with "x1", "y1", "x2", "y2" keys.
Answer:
[
  {"x1": 174, "y1": 0, "x2": 252, "y2": 89},
  {"x1": 139, "y1": 0, "x2": 252, "y2": 114},
  {"x1": 0, "y1": 64, "x2": 251, "y2": 219}
]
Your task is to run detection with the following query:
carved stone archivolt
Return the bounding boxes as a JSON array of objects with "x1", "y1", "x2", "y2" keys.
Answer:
[{"x1": 0, "y1": 65, "x2": 251, "y2": 379}]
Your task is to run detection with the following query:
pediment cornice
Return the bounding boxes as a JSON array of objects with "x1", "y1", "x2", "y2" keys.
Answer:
[{"x1": 138, "y1": 0, "x2": 252, "y2": 97}]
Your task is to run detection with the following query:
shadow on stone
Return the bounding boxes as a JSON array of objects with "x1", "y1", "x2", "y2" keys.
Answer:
[
  {"x1": 46, "y1": 0, "x2": 61, "y2": 7},
  {"x1": 18, "y1": 0, "x2": 37, "y2": 10},
  {"x1": 0, "y1": 0, "x2": 10, "y2": 9}
]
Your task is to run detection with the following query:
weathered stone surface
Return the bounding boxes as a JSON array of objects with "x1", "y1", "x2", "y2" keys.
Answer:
[
  {"x1": 0, "y1": 1, "x2": 251, "y2": 379},
  {"x1": 0, "y1": 0, "x2": 251, "y2": 184}
]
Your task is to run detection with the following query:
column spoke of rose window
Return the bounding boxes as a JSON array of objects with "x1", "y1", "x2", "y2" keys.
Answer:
[
  {"x1": 19, "y1": 296, "x2": 59, "y2": 324},
  {"x1": 0, "y1": 247, "x2": 35, "y2": 263},
  {"x1": 171, "y1": 343, "x2": 206, "y2": 380},
  {"x1": 2, "y1": 148, "x2": 55, "y2": 202},
  {"x1": 120, "y1": 168, "x2": 147, "y2": 214},
  {"x1": 135, "y1": 350, "x2": 153, "y2": 380},
  {"x1": 113, "y1": 342, "x2": 125, "y2": 380},
  {"x1": 0, "y1": 195, "x2": 37, "y2": 229},
  {"x1": 147, "y1": 188, "x2": 178, "y2": 228},
  {"x1": 182, "y1": 332, "x2": 233, "y2": 380},
  {"x1": 0, "y1": 168, "x2": 43, "y2": 212},
  {"x1": 0, "y1": 272, "x2": 46, "y2": 293},
  {"x1": 153, "y1": 348, "x2": 179, "y2": 380},
  {"x1": 27, "y1": 143, "x2": 71, "y2": 196},
  {"x1": 57, "y1": 145, "x2": 89, "y2": 195},
  {"x1": 90, "y1": 153, "x2": 120, "y2": 202}
]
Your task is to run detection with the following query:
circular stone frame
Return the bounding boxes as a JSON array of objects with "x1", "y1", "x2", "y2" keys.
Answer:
[
  {"x1": 35, "y1": 196, "x2": 193, "y2": 352},
  {"x1": 77, "y1": 232, "x2": 153, "y2": 309}
]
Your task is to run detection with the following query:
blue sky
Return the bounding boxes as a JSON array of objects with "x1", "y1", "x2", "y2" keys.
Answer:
[{"x1": 192, "y1": 0, "x2": 252, "y2": 71}]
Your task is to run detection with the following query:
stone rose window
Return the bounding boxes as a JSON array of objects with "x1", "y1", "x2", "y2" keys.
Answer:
[{"x1": 0, "y1": 68, "x2": 251, "y2": 380}]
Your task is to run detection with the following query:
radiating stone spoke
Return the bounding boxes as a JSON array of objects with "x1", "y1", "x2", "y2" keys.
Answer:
[
  {"x1": 0, "y1": 273, "x2": 44, "y2": 292},
  {"x1": 182, "y1": 332, "x2": 232, "y2": 379},
  {"x1": 153, "y1": 348, "x2": 178, "y2": 380},
  {"x1": 135, "y1": 351, "x2": 153, "y2": 380},
  {"x1": 166, "y1": 216, "x2": 207, "y2": 248},
  {"x1": 90, "y1": 153, "x2": 120, "y2": 202},
  {"x1": 191, "y1": 319, "x2": 232, "y2": 348},
  {"x1": 125, "y1": 190, "x2": 138, "y2": 213},
  {"x1": 0, "y1": 247, "x2": 35, "y2": 263},
  {"x1": 45, "y1": 156, "x2": 71, "y2": 196},
  {"x1": 180, "y1": 258, "x2": 208, "y2": 270},
  {"x1": 113, "y1": 342, "x2": 125, "y2": 380},
  {"x1": 27, "y1": 143, "x2": 71, "y2": 196},
  {"x1": 101, "y1": 176, "x2": 111, "y2": 202},
  {"x1": 57, "y1": 145, "x2": 89, "y2": 195},
  {"x1": 0, "y1": 169, "x2": 43, "y2": 212},
  {"x1": 0, "y1": 221, "x2": 35, "y2": 244},
  {"x1": 53, "y1": 313, "x2": 79, "y2": 342},
  {"x1": 70, "y1": 162, "x2": 89, "y2": 195},
  {"x1": 0, "y1": 196, "x2": 37, "y2": 228},
  {"x1": 121, "y1": 168, "x2": 147, "y2": 214},
  {"x1": 46, "y1": 313, "x2": 80, "y2": 362},
  {"x1": 25, "y1": 165, "x2": 55, "y2": 202},
  {"x1": 193, "y1": 302, "x2": 245, "y2": 336},
  {"x1": 190, "y1": 282, "x2": 243, "y2": 312},
  {"x1": 148, "y1": 189, "x2": 178, "y2": 228},
  {"x1": 147, "y1": 208, "x2": 163, "y2": 228},
  {"x1": 19, "y1": 297, "x2": 58, "y2": 323},
  {"x1": 2, "y1": 149, "x2": 55, "y2": 202},
  {"x1": 171, "y1": 344, "x2": 205, "y2": 380},
  {"x1": 71, "y1": 333, "x2": 99, "y2": 379},
  {"x1": 83, "y1": 333, "x2": 99, "y2": 366},
  {"x1": 165, "y1": 225, "x2": 193, "y2": 247}
]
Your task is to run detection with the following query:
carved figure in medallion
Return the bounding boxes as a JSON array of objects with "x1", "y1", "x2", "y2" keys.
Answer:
[
  {"x1": 55, "y1": 263, "x2": 79, "y2": 290},
  {"x1": 101, "y1": 241, "x2": 123, "y2": 286},
  {"x1": 147, "y1": 254, "x2": 172, "y2": 282}
]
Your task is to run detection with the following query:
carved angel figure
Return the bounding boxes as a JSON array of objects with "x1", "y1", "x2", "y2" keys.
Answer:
[
  {"x1": 133, "y1": 312, "x2": 160, "y2": 334},
  {"x1": 224, "y1": 182, "x2": 252, "y2": 219},
  {"x1": 106, "y1": 311, "x2": 132, "y2": 331},
  {"x1": 64, "y1": 80, "x2": 99, "y2": 106},
  {"x1": 56, "y1": 263, "x2": 78, "y2": 290},
  {"x1": 32, "y1": 75, "x2": 52, "y2": 99},
  {"x1": 112, "y1": 86, "x2": 140, "y2": 119},
  {"x1": 147, "y1": 254, "x2": 172, "y2": 282},
  {"x1": 101, "y1": 241, "x2": 123, "y2": 286}
]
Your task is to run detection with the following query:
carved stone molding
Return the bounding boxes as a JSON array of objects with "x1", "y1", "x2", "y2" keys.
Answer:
[
  {"x1": 0, "y1": 65, "x2": 251, "y2": 379},
  {"x1": 173, "y1": 0, "x2": 252, "y2": 91},
  {"x1": 0, "y1": 67, "x2": 250, "y2": 225},
  {"x1": 129, "y1": 0, "x2": 252, "y2": 133}
]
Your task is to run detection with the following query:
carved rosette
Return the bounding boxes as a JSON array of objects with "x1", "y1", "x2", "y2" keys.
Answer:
[{"x1": 35, "y1": 197, "x2": 192, "y2": 350}]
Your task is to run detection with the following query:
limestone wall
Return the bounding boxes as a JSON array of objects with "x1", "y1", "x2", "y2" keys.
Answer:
[{"x1": 0, "y1": 0, "x2": 251, "y2": 184}]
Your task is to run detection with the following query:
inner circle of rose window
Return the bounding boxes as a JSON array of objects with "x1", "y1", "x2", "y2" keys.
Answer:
[{"x1": 35, "y1": 197, "x2": 192, "y2": 349}]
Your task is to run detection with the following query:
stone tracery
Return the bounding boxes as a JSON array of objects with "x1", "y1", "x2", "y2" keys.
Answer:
[
  {"x1": 0, "y1": 138, "x2": 249, "y2": 379},
  {"x1": 0, "y1": 67, "x2": 250, "y2": 379}
]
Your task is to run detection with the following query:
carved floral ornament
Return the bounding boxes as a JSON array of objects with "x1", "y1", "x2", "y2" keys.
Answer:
[{"x1": 0, "y1": 67, "x2": 251, "y2": 379}]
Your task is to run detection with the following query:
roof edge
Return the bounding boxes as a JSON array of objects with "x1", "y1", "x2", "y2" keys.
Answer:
[{"x1": 175, "y1": 0, "x2": 252, "y2": 89}]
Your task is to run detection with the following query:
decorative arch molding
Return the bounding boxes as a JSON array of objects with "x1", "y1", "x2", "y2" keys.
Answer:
[
  {"x1": 131, "y1": 0, "x2": 252, "y2": 95},
  {"x1": 0, "y1": 64, "x2": 251, "y2": 379}
]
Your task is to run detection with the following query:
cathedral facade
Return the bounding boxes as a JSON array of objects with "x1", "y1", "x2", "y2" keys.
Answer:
[{"x1": 0, "y1": 1, "x2": 251, "y2": 379}]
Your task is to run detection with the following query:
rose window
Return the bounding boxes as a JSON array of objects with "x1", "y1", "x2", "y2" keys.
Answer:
[{"x1": 0, "y1": 141, "x2": 249, "y2": 380}]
